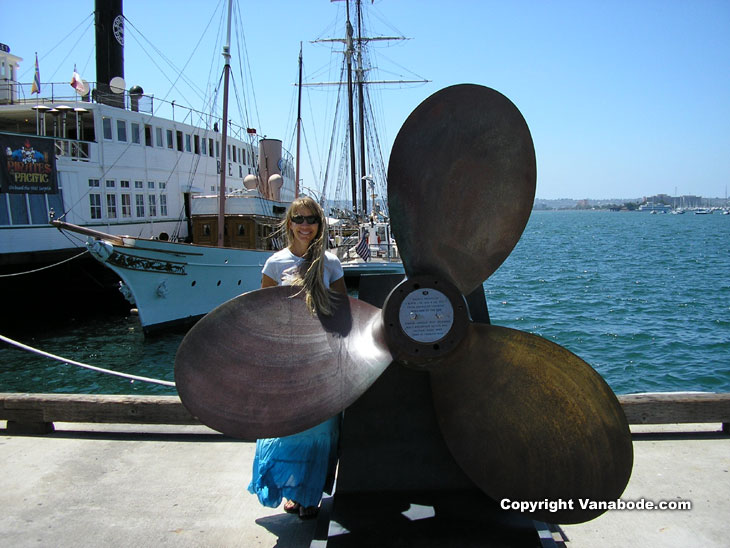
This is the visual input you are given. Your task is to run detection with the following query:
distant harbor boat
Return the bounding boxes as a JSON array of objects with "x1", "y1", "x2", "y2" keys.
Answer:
[{"x1": 637, "y1": 202, "x2": 671, "y2": 213}]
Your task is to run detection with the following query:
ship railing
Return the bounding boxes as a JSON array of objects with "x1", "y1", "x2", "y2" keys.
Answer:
[
  {"x1": 2, "y1": 81, "x2": 260, "y2": 142},
  {"x1": 54, "y1": 138, "x2": 90, "y2": 162}
]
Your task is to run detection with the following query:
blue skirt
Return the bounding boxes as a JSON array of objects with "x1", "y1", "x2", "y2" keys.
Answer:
[{"x1": 247, "y1": 416, "x2": 340, "y2": 509}]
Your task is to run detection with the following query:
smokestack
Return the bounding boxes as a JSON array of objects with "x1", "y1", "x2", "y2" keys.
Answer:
[{"x1": 95, "y1": 0, "x2": 125, "y2": 108}]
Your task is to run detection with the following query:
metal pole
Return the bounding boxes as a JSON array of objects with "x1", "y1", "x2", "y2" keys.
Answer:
[{"x1": 217, "y1": 0, "x2": 233, "y2": 247}]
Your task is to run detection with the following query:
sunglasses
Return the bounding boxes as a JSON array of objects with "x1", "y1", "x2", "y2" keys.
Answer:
[{"x1": 291, "y1": 215, "x2": 320, "y2": 225}]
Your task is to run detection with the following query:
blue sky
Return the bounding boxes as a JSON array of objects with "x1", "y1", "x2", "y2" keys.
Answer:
[{"x1": 4, "y1": 0, "x2": 729, "y2": 200}]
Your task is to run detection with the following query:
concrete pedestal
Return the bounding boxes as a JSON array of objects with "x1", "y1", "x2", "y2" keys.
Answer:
[{"x1": 316, "y1": 274, "x2": 543, "y2": 546}]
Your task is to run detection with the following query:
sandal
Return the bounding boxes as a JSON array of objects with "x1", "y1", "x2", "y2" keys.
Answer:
[
  {"x1": 283, "y1": 500, "x2": 301, "y2": 514},
  {"x1": 299, "y1": 505, "x2": 319, "y2": 520}
]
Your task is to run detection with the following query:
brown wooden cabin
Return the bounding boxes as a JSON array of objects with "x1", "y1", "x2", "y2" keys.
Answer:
[{"x1": 191, "y1": 214, "x2": 282, "y2": 250}]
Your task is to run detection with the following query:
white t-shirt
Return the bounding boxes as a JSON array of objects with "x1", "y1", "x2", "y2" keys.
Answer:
[{"x1": 262, "y1": 248, "x2": 344, "y2": 287}]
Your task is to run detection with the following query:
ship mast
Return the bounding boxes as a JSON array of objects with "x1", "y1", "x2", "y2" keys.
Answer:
[
  {"x1": 355, "y1": 0, "x2": 368, "y2": 218},
  {"x1": 295, "y1": 42, "x2": 303, "y2": 199},
  {"x1": 308, "y1": 1, "x2": 429, "y2": 219},
  {"x1": 217, "y1": 0, "x2": 233, "y2": 247},
  {"x1": 345, "y1": 1, "x2": 358, "y2": 215}
]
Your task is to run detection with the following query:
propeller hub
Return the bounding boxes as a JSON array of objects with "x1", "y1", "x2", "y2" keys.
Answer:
[{"x1": 382, "y1": 275, "x2": 469, "y2": 368}]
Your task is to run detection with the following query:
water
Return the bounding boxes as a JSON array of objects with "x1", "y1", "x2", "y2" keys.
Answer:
[
  {"x1": 486, "y1": 210, "x2": 730, "y2": 394},
  {"x1": 1, "y1": 210, "x2": 728, "y2": 396}
]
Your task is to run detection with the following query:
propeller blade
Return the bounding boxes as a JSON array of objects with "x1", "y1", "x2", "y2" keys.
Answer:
[
  {"x1": 387, "y1": 84, "x2": 536, "y2": 296},
  {"x1": 174, "y1": 286, "x2": 392, "y2": 440},
  {"x1": 430, "y1": 323, "x2": 633, "y2": 523}
]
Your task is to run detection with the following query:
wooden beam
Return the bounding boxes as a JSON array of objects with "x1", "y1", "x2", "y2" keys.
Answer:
[
  {"x1": 0, "y1": 393, "x2": 197, "y2": 432},
  {"x1": 1, "y1": 392, "x2": 729, "y2": 434},
  {"x1": 618, "y1": 392, "x2": 730, "y2": 427}
]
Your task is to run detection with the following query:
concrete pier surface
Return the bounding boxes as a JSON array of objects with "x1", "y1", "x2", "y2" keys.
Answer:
[{"x1": 1, "y1": 421, "x2": 728, "y2": 548}]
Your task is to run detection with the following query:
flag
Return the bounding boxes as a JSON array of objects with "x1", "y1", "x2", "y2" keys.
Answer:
[
  {"x1": 246, "y1": 128, "x2": 257, "y2": 134},
  {"x1": 31, "y1": 54, "x2": 41, "y2": 94},
  {"x1": 355, "y1": 230, "x2": 370, "y2": 261},
  {"x1": 70, "y1": 70, "x2": 83, "y2": 91}
]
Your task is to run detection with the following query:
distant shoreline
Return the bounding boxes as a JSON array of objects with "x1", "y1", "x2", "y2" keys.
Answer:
[{"x1": 534, "y1": 195, "x2": 728, "y2": 211}]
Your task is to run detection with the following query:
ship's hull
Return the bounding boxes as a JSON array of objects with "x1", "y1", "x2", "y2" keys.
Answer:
[{"x1": 85, "y1": 236, "x2": 273, "y2": 334}]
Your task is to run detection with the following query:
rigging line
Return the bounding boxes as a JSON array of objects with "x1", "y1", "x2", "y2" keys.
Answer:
[
  {"x1": 233, "y1": 1, "x2": 262, "y2": 136},
  {"x1": 0, "y1": 249, "x2": 90, "y2": 278},
  {"x1": 39, "y1": 21, "x2": 94, "y2": 84},
  {"x1": 231, "y1": 2, "x2": 253, "y2": 131},
  {"x1": 0, "y1": 334, "x2": 176, "y2": 387},
  {"x1": 302, "y1": 66, "x2": 326, "y2": 182},
  {"x1": 123, "y1": 5, "x2": 223, "y2": 107},
  {"x1": 19, "y1": 12, "x2": 94, "y2": 81},
  {"x1": 301, "y1": 124, "x2": 321, "y2": 196},
  {"x1": 49, "y1": 18, "x2": 95, "y2": 83},
  {"x1": 321, "y1": 60, "x2": 349, "y2": 196}
]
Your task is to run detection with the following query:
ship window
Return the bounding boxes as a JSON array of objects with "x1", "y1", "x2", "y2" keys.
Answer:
[
  {"x1": 209, "y1": 139, "x2": 214, "y2": 156},
  {"x1": 0, "y1": 195, "x2": 9, "y2": 225},
  {"x1": 159, "y1": 182, "x2": 166, "y2": 190},
  {"x1": 90, "y1": 194, "x2": 102, "y2": 219},
  {"x1": 185, "y1": 134, "x2": 191, "y2": 152},
  {"x1": 215, "y1": 140, "x2": 219, "y2": 157},
  {"x1": 107, "y1": 194, "x2": 117, "y2": 218},
  {"x1": 29, "y1": 194, "x2": 47, "y2": 224},
  {"x1": 131, "y1": 123, "x2": 141, "y2": 144},
  {"x1": 144, "y1": 125, "x2": 152, "y2": 146},
  {"x1": 176, "y1": 130, "x2": 183, "y2": 151},
  {"x1": 159, "y1": 193, "x2": 167, "y2": 216},
  {"x1": 194, "y1": 135, "x2": 200, "y2": 154},
  {"x1": 156, "y1": 127, "x2": 163, "y2": 147},
  {"x1": 121, "y1": 194, "x2": 131, "y2": 217},
  {"x1": 166, "y1": 129, "x2": 173, "y2": 149},
  {"x1": 237, "y1": 224, "x2": 245, "y2": 236},
  {"x1": 102, "y1": 117, "x2": 112, "y2": 140},
  {"x1": 89, "y1": 178, "x2": 100, "y2": 187},
  {"x1": 106, "y1": 180, "x2": 115, "y2": 188},
  {"x1": 148, "y1": 181, "x2": 155, "y2": 189},
  {"x1": 135, "y1": 194, "x2": 145, "y2": 217},
  {"x1": 8, "y1": 194, "x2": 29, "y2": 224},
  {"x1": 203, "y1": 224, "x2": 211, "y2": 236},
  {"x1": 121, "y1": 180, "x2": 130, "y2": 188},
  {"x1": 148, "y1": 194, "x2": 157, "y2": 216},
  {"x1": 116, "y1": 120, "x2": 127, "y2": 142}
]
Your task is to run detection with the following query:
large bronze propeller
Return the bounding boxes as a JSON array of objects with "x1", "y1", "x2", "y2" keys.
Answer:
[{"x1": 175, "y1": 84, "x2": 633, "y2": 524}]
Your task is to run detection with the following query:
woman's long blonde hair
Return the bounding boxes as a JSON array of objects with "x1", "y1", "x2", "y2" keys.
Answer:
[{"x1": 281, "y1": 196, "x2": 335, "y2": 316}]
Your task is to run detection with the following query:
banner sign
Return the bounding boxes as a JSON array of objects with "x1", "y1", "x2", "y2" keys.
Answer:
[{"x1": 1, "y1": 135, "x2": 57, "y2": 194}]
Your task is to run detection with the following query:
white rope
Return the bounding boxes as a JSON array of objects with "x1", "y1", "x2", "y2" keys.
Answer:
[
  {"x1": 0, "y1": 334, "x2": 176, "y2": 388},
  {"x1": 0, "y1": 249, "x2": 89, "y2": 277}
]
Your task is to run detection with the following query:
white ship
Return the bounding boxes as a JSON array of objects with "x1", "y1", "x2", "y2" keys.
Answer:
[{"x1": 0, "y1": 0, "x2": 294, "y2": 332}]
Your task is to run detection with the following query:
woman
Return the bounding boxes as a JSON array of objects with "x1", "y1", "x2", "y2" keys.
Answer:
[{"x1": 247, "y1": 196, "x2": 346, "y2": 519}]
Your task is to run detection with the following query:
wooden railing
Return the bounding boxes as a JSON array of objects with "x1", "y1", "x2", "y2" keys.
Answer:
[{"x1": 1, "y1": 392, "x2": 729, "y2": 435}]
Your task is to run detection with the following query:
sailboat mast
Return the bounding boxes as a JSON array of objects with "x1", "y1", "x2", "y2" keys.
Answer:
[
  {"x1": 345, "y1": 1, "x2": 358, "y2": 215},
  {"x1": 217, "y1": 0, "x2": 233, "y2": 247},
  {"x1": 356, "y1": 0, "x2": 368, "y2": 219},
  {"x1": 295, "y1": 42, "x2": 302, "y2": 199}
]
